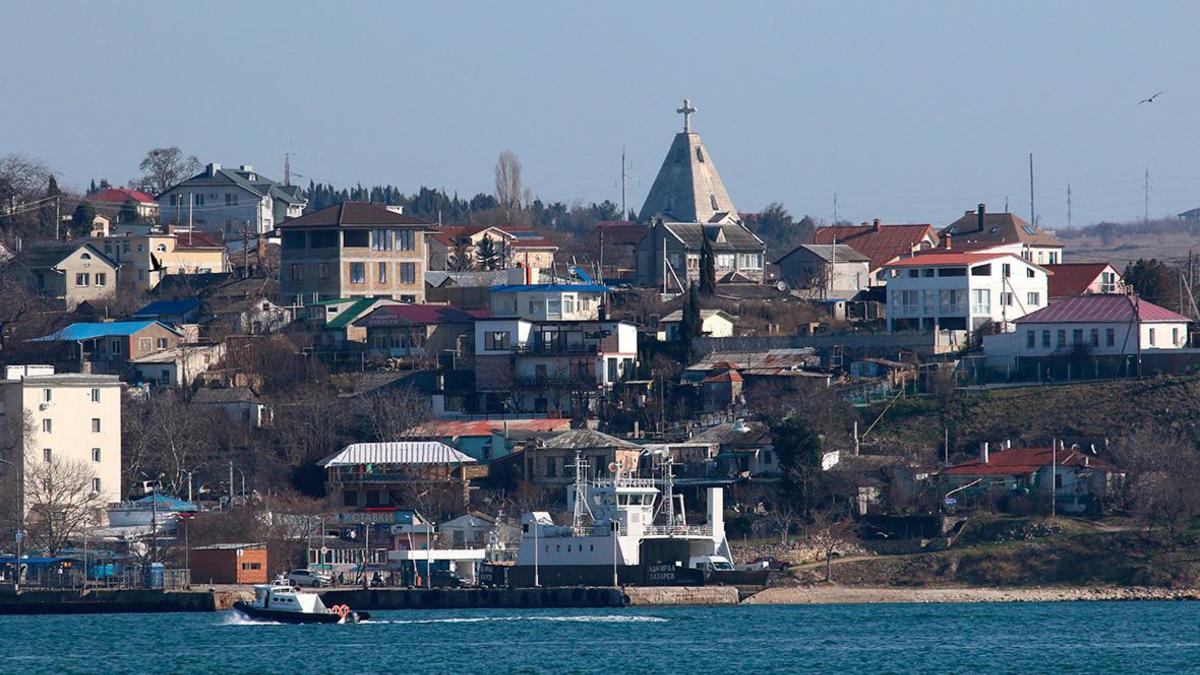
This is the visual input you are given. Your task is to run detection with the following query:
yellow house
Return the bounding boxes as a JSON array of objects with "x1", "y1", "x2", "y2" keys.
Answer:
[
  {"x1": 92, "y1": 230, "x2": 228, "y2": 292},
  {"x1": 18, "y1": 242, "x2": 119, "y2": 309}
]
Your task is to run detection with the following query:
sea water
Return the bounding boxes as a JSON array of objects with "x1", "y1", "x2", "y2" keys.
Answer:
[{"x1": 1, "y1": 602, "x2": 1197, "y2": 673}]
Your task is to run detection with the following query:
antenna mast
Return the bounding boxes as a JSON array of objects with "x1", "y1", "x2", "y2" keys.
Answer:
[
  {"x1": 620, "y1": 147, "x2": 627, "y2": 219},
  {"x1": 1144, "y1": 167, "x2": 1151, "y2": 223},
  {"x1": 1028, "y1": 152, "x2": 1035, "y2": 226},
  {"x1": 1067, "y1": 183, "x2": 1072, "y2": 230},
  {"x1": 284, "y1": 152, "x2": 291, "y2": 187}
]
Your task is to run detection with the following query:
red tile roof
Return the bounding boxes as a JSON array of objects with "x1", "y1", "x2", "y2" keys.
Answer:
[
  {"x1": 811, "y1": 223, "x2": 937, "y2": 271},
  {"x1": 596, "y1": 221, "x2": 650, "y2": 246},
  {"x1": 404, "y1": 419, "x2": 572, "y2": 438},
  {"x1": 702, "y1": 370, "x2": 743, "y2": 383},
  {"x1": 279, "y1": 202, "x2": 430, "y2": 228},
  {"x1": 90, "y1": 188, "x2": 157, "y2": 205},
  {"x1": 1017, "y1": 293, "x2": 1189, "y2": 324},
  {"x1": 173, "y1": 231, "x2": 225, "y2": 249},
  {"x1": 354, "y1": 303, "x2": 477, "y2": 327},
  {"x1": 943, "y1": 447, "x2": 1115, "y2": 476},
  {"x1": 885, "y1": 251, "x2": 1011, "y2": 267},
  {"x1": 1045, "y1": 263, "x2": 1117, "y2": 298}
]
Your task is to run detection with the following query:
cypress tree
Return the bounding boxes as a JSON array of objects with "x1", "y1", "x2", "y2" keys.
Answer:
[{"x1": 699, "y1": 235, "x2": 717, "y2": 295}]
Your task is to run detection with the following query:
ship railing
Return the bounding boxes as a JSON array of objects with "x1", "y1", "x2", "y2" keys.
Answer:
[
  {"x1": 643, "y1": 525, "x2": 713, "y2": 537},
  {"x1": 571, "y1": 526, "x2": 615, "y2": 537},
  {"x1": 592, "y1": 477, "x2": 658, "y2": 489}
]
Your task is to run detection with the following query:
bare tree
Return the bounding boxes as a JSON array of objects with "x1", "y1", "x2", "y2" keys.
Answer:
[
  {"x1": 804, "y1": 510, "x2": 858, "y2": 582},
  {"x1": 1112, "y1": 428, "x2": 1200, "y2": 541},
  {"x1": 494, "y1": 151, "x2": 523, "y2": 214},
  {"x1": 136, "y1": 147, "x2": 201, "y2": 195},
  {"x1": 24, "y1": 458, "x2": 105, "y2": 556},
  {"x1": 363, "y1": 386, "x2": 432, "y2": 441}
]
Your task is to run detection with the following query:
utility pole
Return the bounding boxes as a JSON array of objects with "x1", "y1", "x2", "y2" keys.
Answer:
[
  {"x1": 1144, "y1": 167, "x2": 1151, "y2": 224},
  {"x1": 54, "y1": 194, "x2": 60, "y2": 240},
  {"x1": 620, "y1": 147, "x2": 627, "y2": 219},
  {"x1": 1028, "y1": 153, "x2": 1035, "y2": 226},
  {"x1": 1066, "y1": 183, "x2": 1072, "y2": 231},
  {"x1": 833, "y1": 193, "x2": 839, "y2": 223}
]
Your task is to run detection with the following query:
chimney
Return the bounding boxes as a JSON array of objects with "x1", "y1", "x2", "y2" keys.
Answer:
[
  {"x1": 944, "y1": 232, "x2": 952, "y2": 250},
  {"x1": 977, "y1": 203, "x2": 986, "y2": 233},
  {"x1": 872, "y1": 218, "x2": 881, "y2": 231},
  {"x1": 240, "y1": 164, "x2": 254, "y2": 173},
  {"x1": 208, "y1": 162, "x2": 221, "y2": 176},
  {"x1": 980, "y1": 442, "x2": 989, "y2": 464}
]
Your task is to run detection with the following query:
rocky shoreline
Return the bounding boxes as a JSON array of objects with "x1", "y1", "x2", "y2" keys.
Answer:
[{"x1": 744, "y1": 585, "x2": 1200, "y2": 604}]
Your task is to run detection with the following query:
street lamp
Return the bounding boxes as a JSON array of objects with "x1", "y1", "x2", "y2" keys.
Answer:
[{"x1": 0, "y1": 454, "x2": 24, "y2": 592}]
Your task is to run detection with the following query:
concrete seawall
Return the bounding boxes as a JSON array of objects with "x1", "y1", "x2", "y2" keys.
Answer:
[
  {"x1": 321, "y1": 587, "x2": 630, "y2": 609},
  {"x1": 0, "y1": 589, "x2": 251, "y2": 615},
  {"x1": 624, "y1": 586, "x2": 740, "y2": 606}
]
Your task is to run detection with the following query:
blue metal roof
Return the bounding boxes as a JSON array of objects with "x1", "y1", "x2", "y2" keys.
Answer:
[
  {"x1": 490, "y1": 284, "x2": 610, "y2": 294},
  {"x1": 29, "y1": 320, "x2": 178, "y2": 342},
  {"x1": 132, "y1": 493, "x2": 199, "y2": 511},
  {"x1": 133, "y1": 299, "x2": 201, "y2": 317}
]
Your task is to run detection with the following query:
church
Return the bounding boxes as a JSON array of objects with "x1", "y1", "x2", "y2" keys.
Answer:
[{"x1": 634, "y1": 99, "x2": 767, "y2": 290}]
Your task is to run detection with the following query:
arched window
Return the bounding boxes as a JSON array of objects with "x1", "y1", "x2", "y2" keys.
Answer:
[
  {"x1": 710, "y1": 194, "x2": 719, "y2": 210},
  {"x1": 80, "y1": 253, "x2": 92, "y2": 260},
  {"x1": 696, "y1": 147, "x2": 705, "y2": 163}
]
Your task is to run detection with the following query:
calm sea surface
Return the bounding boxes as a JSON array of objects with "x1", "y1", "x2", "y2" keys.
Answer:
[{"x1": 2, "y1": 602, "x2": 1198, "y2": 674}]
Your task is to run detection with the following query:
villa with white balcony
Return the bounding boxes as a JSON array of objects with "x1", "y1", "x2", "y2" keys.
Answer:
[{"x1": 884, "y1": 251, "x2": 1049, "y2": 332}]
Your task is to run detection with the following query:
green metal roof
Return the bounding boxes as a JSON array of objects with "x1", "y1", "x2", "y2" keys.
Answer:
[{"x1": 326, "y1": 298, "x2": 383, "y2": 329}]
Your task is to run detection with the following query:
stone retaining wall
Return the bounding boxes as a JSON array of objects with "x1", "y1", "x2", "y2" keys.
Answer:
[{"x1": 623, "y1": 586, "x2": 740, "y2": 606}]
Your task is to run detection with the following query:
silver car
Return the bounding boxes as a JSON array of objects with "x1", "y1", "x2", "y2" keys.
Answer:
[{"x1": 287, "y1": 569, "x2": 332, "y2": 587}]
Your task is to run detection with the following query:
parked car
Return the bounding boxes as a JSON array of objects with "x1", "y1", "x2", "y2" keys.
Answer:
[
  {"x1": 287, "y1": 569, "x2": 332, "y2": 587},
  {"x1": 430, "y1": 570, "x2": 466, "y2": 588}
]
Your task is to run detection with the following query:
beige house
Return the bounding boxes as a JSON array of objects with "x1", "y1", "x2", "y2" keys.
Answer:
[
  {"x1": 92, "y1": 230, "x2": 228, "y2": 292},
  {"x1": 0, "y1": 365, "x2": 123, "y2": 521},
  {"x1": 427, "y1": 225, "x2": 557, "y2": 271},
  {"x1": 522, "y1": 429, "x2": 642, "y2": 486},
  {"x1": 278, "y1": 202, "x2": 431, "y2": 304},
  {"x1": 130, "y1": 343, "x2": 225, "y2": 387},
  {"x1": 17, "y1": 242, "x2": 119, "y2": 309}
]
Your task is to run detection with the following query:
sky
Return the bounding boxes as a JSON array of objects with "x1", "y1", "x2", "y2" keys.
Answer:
[{"x1": 3, "y1": 0, "x2": 1200, "y2": 228}]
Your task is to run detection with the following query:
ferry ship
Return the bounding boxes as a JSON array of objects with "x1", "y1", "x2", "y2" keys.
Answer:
[{"x1": 502, "y1": 450, "x2": 767, "y2": 587}]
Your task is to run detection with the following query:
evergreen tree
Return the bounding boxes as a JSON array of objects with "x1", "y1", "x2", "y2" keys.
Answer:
[
  {"x1": 39, "y1": 175, "x2": 60, "y2": 233},
  {"x1": 1124, "y1": 258, "x2": 1177, "y2": 310},
  {"x1": 476, "y1": 235, "x2": 501, "y2": 270},
  {"x1": 119, "y1": 197, "x2": 140, "y2": 224},
  {"x1": 71, "y1": 202, "x2": 96, "y2": 235},
  {"x1": 679, "y1": 285, "x2": 702, "y2": 359},
  {"x1": 88, "y1": 179, "x2": 97, "y2": 194},
  {"x1": 699, "y1": 235, "x2": 717, "y2": 295},
  {"x1": 449, "y1": 239, "x2": 475, "y2": 271}
]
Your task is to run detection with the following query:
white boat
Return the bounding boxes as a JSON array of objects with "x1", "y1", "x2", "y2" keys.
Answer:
[
  {"x1": 233, "y1": 578, "x2": 369, "y2": 624},
  {"x1": 503, "y1": 450, "x2": 766, "y2": 587}
]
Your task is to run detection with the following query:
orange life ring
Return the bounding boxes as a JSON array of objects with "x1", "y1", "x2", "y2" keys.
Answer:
[{"x1": 333, "y1": 604, "x2": 350, "y2": 618}]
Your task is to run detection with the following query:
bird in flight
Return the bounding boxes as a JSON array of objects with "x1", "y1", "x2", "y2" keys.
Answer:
[{"x1": 1138, "y1": 91, "x2": 1165, "y2": 105}]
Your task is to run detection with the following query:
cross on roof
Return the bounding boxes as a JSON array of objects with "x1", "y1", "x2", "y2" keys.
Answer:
[{"x1": 677, "y1": 98, "x2": 697, "y2": 132}]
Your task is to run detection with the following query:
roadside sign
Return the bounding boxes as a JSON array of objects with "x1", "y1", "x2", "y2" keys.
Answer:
[{"x1": 944, "y1": 497, "x2": 957, "y2": 507}]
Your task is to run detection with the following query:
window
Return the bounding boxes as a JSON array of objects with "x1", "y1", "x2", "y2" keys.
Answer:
[
  {"x1": 95, "y1": 273, "x2": 107, "y2": 286},
  {"x1": 716, "y1": 253, "x2": 736, "y2": 268},
  {"x1": 400, "y1": 262, "x2": 416, "y2": 284},
  {"x1": 696, "y1": 147, "x2": 705, "y2": 162},
  {"x1": 371, "y1": 229, "x2": 392, "y2": 251},
  {"x1": 1002, "y1": 263, "x2": 1012, "y2": 278},
  {"x1": 343, "y1": 230, "x2": 369, "y2": 248},
  {"x1": 1173, "y1": 327, "x2": 1181, "y2": 346},
  {"x1": 397, "y1": 230, "x2": 416, "y2": 251},
  {"x1": 486, "y1": 331, "x2": 511, "y2": 350},
  {"x1": 1072, "y1": 329, "x2": 1083, "y2": 345},
  {"x1": 76, "y1": 273, "x2": 90, "y2": 286},
  {"x1": 546, "y1": 457, "x2": 556, "y2": 478},
  {"x1": 1090, "y1": 329, "x2": 1100, "y2": 347},
  {"x1": 739, "y1": 253, "x2": 763, "y2": 269},
  {"x1": 547, "y1": 298, "x2": 562, "y2": 316},
  {"x1": 318, "y1": 263, "x2": 330, "y2": 280},
  {"x1": 377, "y1": 262, "x2": 387, "y2": 283},
  {"x1": 563, "y1": 296, "x2": 576, "y2": 314},
  {"x1": 194, "y1": 193, "x2": 204, "y2": 206},
  {"x1": 343, "y1": 490, "x2": 358, "y2": 507},
  {"x1": 970, "y1": 264, "x2": 991, "y2": 276},
  {"x1": 43, "y1": 448, "x2": 52, "y2": 462},
  {"x1": 92, "y1": 448, "x2": 101, "y2": 462},
  {"x1": 291, "y1": 264, "x2": 303, "y2": 281},
  {"x1": 709, "y1": 194, "x2": 719, "y2": 210},
  {"x1": 139, "y1": 338, "x2": 152, "y2": 352},
  {"x1": 1106, "y1": 328, "x2": 1115, "y2": 347},
  {"x1": 1000, "y1": 292, "x2": 1014, "y2": 307},
  {"x1": 907, "y1": 269, "x2": 919, "y2": 278},
  {"x1": 42, "y1": 419, "x2": 52, "y2": 433},
  {"x1": 91, "y1": 418, "x2": 101, "y2": 433},
  {"x1": 349, "y1": 262, "x2": 366, "y2": 284},
  {"x1": 1149, "y1": 328, "x2": 1156, "y2": 346},
  {"x1": 157, "y1": 338, "x2": 168, "y2": 350},
  {"x1": 108, "y1": 339, "x2": 122, "y2": 355},
  {"x1": 1026, "y1": 268, "x2": 1036, "y2": 278},
  {"x1": 1057, "y1": 329, "x2": 1066, "y2": 347},
  {"x1": 970, "y1": 289, "x2": 990, "y2": 315},
  {"x1": 938, "y1": 267, "x2": 966, "y2": 277},
  {"x1": 1026, "y1": 331, "x2": 1035, "y2": 348},
  {"x1": 1026, "y1": 292, "x2": 1040, "y2": 306},
  {"x1": 42, "y1": 388, "x2": 51, "y2": 403},
  {"x1": 400, "y1": 294, "x2": 417, "y2": 303},
  {"x1": 1042, "y1": 330, "x2": 1051, "y2": 348}
]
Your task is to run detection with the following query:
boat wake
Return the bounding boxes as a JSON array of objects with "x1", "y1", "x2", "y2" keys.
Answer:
[
  {"x1": 363, "y1": 615, "x2": 667, "y2": 625},
  {"x1": 220, "y1": 611, "x2": 282, "y2": 626}
]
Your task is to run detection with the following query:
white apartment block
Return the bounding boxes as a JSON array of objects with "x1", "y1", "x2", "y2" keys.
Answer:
[
  {"x1": 885, "y1": 251, "x2": 1048, "y2": 332},
  {"x1": 0, "y1": 366, "x2": 123, "y2": 521}
]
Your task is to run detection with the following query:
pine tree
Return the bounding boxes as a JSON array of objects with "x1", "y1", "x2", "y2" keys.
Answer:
[
  {"x1": 476, "y1": 235, "x2": 501, "y2": 270},
  {"x1": 119, "y1": 197, "x2": 140, "y2": 224},
  {"x1": 71, "y1": 202, "x2": 96, "y2": 235},
  {"x1": 699, "y1": 235, "x2": 717, "y2": 296}
]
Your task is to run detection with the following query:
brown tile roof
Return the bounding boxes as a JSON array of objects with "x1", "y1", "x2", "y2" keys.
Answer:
[
  {"x1": 942, "y1": 211, "x2": 1062, "y2": 248},
  {"x1": 596, "y1": 221, "x2": 650, "y2": 246},
  {"x1": 278, "y1": 201, "x2": 430, "y2": 228},
  {"x1": 943, "y1": 447, "x2": 1115, "y2": 476},
  {"x1": 1044, "y1": 263, "x2": 1118, "y2": 298},
  {"x1": 810, "y1": 223, "x2": 937, "y2": 271},
  {"x1": 173, "y1": 231, "x2": 225, "y2": 249}
]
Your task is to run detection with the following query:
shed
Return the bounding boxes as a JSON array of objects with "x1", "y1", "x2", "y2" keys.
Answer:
[{"x1": 190, "y1": 543, "x2": 268, "y2": 584}]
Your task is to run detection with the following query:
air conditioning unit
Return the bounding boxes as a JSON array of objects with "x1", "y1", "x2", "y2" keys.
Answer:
[{"x1": 38, "y1": 402, "x2": 51, "y2": 411}]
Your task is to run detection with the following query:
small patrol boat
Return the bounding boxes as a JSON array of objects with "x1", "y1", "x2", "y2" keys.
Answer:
[{"x1": 233, "y1": 578, "x2": 369, "y2": 624}]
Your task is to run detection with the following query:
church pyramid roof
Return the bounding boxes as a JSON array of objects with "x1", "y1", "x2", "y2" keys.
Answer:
[{"x1": 638, "y1": 99, "x2": 738, "y2": 224}]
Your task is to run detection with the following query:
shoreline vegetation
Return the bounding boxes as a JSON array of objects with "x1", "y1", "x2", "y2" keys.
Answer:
[{"x1": 744, "y1": 585, "x2": 1200, "y2": 604}]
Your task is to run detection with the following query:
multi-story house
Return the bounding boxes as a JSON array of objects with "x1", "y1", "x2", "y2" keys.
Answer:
[
  {"x1": 30, "y1": 320, "x2": 184, "y2": 375},
  {"x1": 92, "y1": 230, "x2": 228, "y2": 292},
  {"x1": 16, "y1": 242, "x2": 119, "y2": 309},
  {"x1": 88, "y1": 187, "x2": 159, "y2": 223},
  {"x1": 473, "y1": 269, "x2": 638, "y2": 417},
  {"x1": 157, "y1": 163, "x2": 306, "y2": 239},
  {"x1": 808, "y1": 219, "x2": 939, "y2": 285},
  {"x1": 1045, "y1": 263, "x2": 1123, "y2": 301},
  {"x1": 426, "y1": 224, "x2": 558, "y2": 271},
  {"x1": 884, "y1": 250, "x2": 1049, "y2": 332},
  {"x1": 941, "y1": 204, "x2": 1064, "y2": 266},
  {"x1": 277, "y1": 202, "x2": 431, "y2": 305},
  {"x1": 0, "y1": 365, "x2": 123, "y2": 522}
]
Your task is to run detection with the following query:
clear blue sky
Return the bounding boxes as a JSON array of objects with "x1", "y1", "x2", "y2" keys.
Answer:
[{"x1": 4, "y1": 0, "x2": 1200, "y2": 227}]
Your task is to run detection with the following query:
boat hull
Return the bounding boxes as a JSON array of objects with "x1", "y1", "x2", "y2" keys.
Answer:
[{"x1": 232, "y1": 601, "x2": 370, "y2": 624}]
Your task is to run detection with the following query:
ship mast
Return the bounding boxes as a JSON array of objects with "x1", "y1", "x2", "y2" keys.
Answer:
[{"x1": 568, "y1": 451, "x2": 594, "y2": 532}]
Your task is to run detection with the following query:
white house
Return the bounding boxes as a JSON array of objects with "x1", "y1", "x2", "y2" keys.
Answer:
[
  {"x1": 884, "y1": 251, "x2": 1048, "y2": 332},
  {"x1": 158, "y1": 163, "x2": 306, "y2": 240},
  {"x1": 658, "y1": 308, "x2": 736, "y2": 341},
  {"x1": 982, "y1": 294, "x2": 1191, "y2": 368}
]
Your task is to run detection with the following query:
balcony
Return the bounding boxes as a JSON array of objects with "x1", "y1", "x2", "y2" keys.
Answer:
[
  {"x1": 513, "y1": 341, "x2": 600, "y2": 356},
  {"x1": 514, "y1": 374, "x2": 598, "y2": 389}
]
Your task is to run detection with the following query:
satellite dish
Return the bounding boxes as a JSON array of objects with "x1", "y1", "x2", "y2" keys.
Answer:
[
  {"x1": 776, "y1": 280, "x2": 789, "y2": 291},
  {"x1": 607, "y1": 462, "x2": 620, "y2": 474}
]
